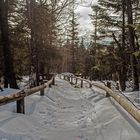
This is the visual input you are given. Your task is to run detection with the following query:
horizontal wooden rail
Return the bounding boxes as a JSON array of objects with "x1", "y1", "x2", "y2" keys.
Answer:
[
  {"x1": 91, "y1": 81, "x2": 140, "y2": 123},
  {"x1": 61, "y1": 74, "x2": 140, "y2": 124},
  {"x1": 0, "y1": 76, "x2": 55, "y2": 114},
  {"x1": 60, "y1": 74, "x2": 92, "y2": 88}
]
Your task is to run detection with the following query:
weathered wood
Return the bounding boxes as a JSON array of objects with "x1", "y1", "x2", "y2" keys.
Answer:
[
  {"x1": 71, "y1": 77, "x2": 73, "y2": 84},
  {"x1": 116, "y1": 82, "x2": 119, "y2": 90},
  {"x1": 0, "y1": 76, "x2": 55, "y2": 114},
  {"x1": 106, "y1": 82, "x2": 111, "y2": 97},
  {"x1": 26, "y1": 84, "x2": 46, "y2": 96},
  {"x1": 89, "y1": 83, "x2": 92, "y2": 88},
  {"x1": 91, "y1": 80, "x2": 140, "y2": 124},
  {"x1": 75, "y1": 78, "x2": 77, "y2": 85},
  {"x1": 107, "y1": 81, "x2": 111, "y2": 88},
  {"x1": 68, "y1": 77, "x2": 70, "y2": 81},
  {"x1": 81, "y1": 80, "x2": 83, "y2": 88},
  {"x1": 52, "y1": 77, "x2": 55, "y2": 85},
  {"x1": 17, "y1": 98, "x2": 25, "y2": 114},
  {"x1": 49, "y1": 83, "x2": 52, "y2": 88},
  {"x1": 61, "y1": 74, "x2": 140, "y2": 124},
  {"x1": 40, "y1": 88, "x2": 45, "y2": 96}
]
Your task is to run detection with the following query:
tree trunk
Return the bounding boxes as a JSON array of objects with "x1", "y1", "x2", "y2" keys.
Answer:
[
  {"x1": 119, "y1": 0, "x2": 127, "y2": 91},
  {"x1": 112, "y1": 31, "x2": 126, "y2": 91},
  {"x1": 126, "y1": 0, "x2": 139, "y2": 91},
  {"x1": 118, "y1": 69, "x2": 126, "y2": 91},
  {"x1": 0, "y1": 0, "x2": 18, "y2": 89},
  {"x1": 71, "y1": 1, "x2": 76, "y2": 74}
]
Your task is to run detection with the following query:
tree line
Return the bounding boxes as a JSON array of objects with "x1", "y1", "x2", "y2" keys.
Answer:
[
  {"x1": 89, "y1": 0, "x2": 140, "y2": 91},
  {"x1": 0, "y1": 0, "x2": 140, "y2": 91}
]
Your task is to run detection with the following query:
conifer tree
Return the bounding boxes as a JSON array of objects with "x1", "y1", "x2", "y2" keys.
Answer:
[
  {"x1": 126, "y1": 0, "x2": 139, "y2": 90},
  {"x1": 0, "y1": 0, "x2": 18, "y2": 88},
  {"x1": 68, "y1": 0, "x2": 79, "y2": 74}
]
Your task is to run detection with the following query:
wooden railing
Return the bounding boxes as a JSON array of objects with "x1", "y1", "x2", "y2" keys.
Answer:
[
  {"x1": 0, "y1": 76, "x2": 55, "y2": 114},
  {"x1": 60, "y1": 74, "x2": 92, "y2": 88},
  {"x1": 60, "y1": 74, "x2": 140, "y2": 124}
]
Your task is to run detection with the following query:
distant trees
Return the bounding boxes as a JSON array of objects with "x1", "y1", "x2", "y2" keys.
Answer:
[
  {"x1": 0, "y1": 0, "x2": 76, "y2": 87},
  {"x1": 0, "y1": 0, "x2": 139, "y2": 92},
  {"x1": 60, "y1": 0, "x2": 88, "y2": 75},
  {"x1": 26, "y1": 0, "x2": 74, "y2": 84}
]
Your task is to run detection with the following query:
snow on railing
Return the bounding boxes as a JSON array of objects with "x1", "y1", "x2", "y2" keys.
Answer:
[
  {"x1": 61, "y1": 73, "x2": 140, "y2": 124},
  {"x1": 0, "y1": 75, "x2": 55, "y2": 114}
]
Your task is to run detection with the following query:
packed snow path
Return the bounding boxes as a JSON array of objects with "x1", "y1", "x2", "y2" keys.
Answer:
[{"x1": 0, "y1": 77, "x2": 140, "y2": 140}]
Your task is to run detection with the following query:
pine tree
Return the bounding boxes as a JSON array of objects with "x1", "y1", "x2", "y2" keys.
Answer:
[
  {"x1": 126, "y1": 0, "x2": 139, "y2": 91},
  {"x1": 68, "y1": 0, "x2": 79, "y2": 74},
  {"x1": 0, "y1": 0, "x2": 18, "y2": 88}
]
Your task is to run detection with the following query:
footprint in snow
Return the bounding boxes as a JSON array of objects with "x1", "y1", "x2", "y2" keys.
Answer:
[
  {"x1": 39, "y1": 111, "x2": 46, "y2": 114},
  {"x1": 40, "y1": 138, "x2": 48, "y2": 140}
]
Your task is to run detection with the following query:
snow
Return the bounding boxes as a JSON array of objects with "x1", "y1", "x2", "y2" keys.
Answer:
[
  {"x1": 0, "y1": 77, "x2": 140, "y2": 140},
  {"x1": 0, "y1": 88, "x2": 20, "y2": 96}
]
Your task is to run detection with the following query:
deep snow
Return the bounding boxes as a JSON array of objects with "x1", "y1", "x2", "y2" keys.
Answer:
[{"x1": 0, "y1": 77, "x2": 140, "y2": 140}]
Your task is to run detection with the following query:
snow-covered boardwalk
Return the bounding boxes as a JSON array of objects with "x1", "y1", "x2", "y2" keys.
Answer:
[{"x1": 0, "y1": 77, "x2": 140, "y2": 140}]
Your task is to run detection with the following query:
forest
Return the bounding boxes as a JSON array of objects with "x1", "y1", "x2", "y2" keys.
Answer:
[{"x1": 0, "y1": 0, "x2": 140, "y2": 91}]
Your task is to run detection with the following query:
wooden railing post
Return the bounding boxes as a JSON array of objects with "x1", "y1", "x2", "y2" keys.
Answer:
[
  {"x1": 52, "y1": 77, "x2": 55, "y2": 85},
  {"x1": 75, "y1": 78, "x2": 77, "y2": 85},
  {"x1": 89, "y1": 83, "x2": 92, "y2": 88},
  {"x1": 68, "y1": 76, "x2": 70, "y2": 82},
  {"x1": 40, "y1": 88, "x2": 45, "y2": 96},
  {"x1": 106, "y1": 81, "x2": 111, "y2": 97},
  {"x1": 49, "y1": 83, "x2": 52, "y2": 88},
  {"x1": 17, "y1": 98, "x2": 25, "y2": 114},
  {"x1": 81, "y1": 80, "x2": 83, "y2": 88},
  {"x1": 66, "y1": 76, "x2": 68, "y2": 81},
  {"x1": 116, "y1": 82, "x2": 119, "y2": 90},
  {"x1": 71, "y1": 76, "x2": 73, "y2": 84}
]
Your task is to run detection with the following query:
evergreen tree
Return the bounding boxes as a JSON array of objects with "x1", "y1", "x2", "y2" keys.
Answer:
[
  {"x1": 126, "y1": 0, "x2": 139, "y2": 90},
  {"x1": 0, "y1": 0, "x2": 18, "y2": 88},
  {"x1": 68, "y1": 0, "x2": 79, "y2": 74},
  {"x1": 89, "y1": 0, "x2": 140, "y2": 91}
]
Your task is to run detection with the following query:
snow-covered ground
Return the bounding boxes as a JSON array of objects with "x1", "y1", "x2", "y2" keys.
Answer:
[{"x1": 0, "y1": 77, "x2": 140, "y2": 140}]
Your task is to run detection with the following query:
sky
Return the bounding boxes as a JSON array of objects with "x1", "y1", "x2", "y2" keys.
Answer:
[{"x1": 76, "y1": 0, "x2": 98, "y2": 37}]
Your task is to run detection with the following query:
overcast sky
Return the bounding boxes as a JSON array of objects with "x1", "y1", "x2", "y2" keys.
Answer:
[{"x1": 75, "y1": 0, "x2": 98, "y2": 37}]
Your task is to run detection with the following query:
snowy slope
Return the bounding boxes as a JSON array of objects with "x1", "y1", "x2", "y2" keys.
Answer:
[{"x1": 0, "y1": 77, "x2": 140, "y2": 140}]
